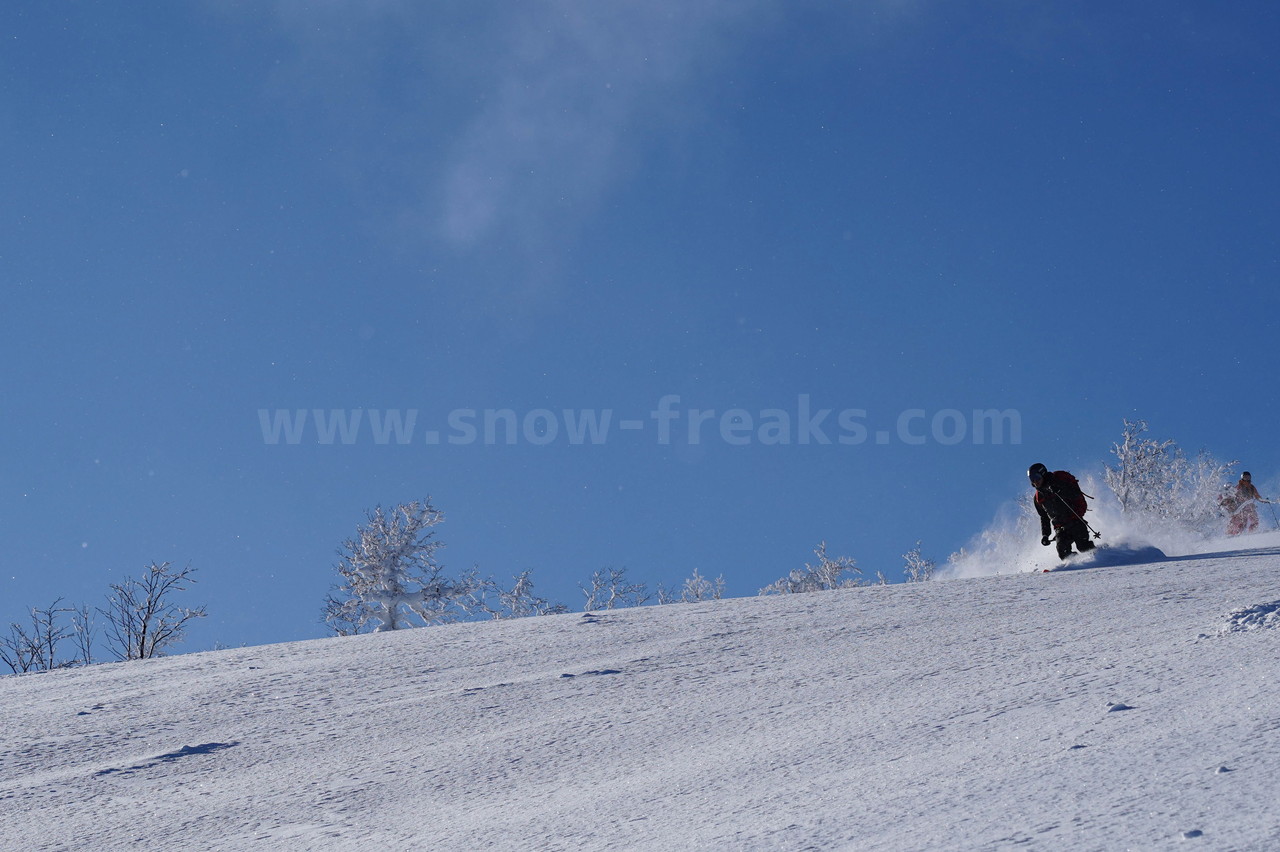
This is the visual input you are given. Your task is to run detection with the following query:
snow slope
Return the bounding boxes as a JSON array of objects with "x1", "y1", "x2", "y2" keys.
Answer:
[{"x1": 4, "y1": 543, "x2": 1280, "y2": 851}]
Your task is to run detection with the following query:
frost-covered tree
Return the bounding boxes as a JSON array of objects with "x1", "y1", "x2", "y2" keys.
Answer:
[
  {"x1": 1105, "y1": 419, "x2": 1179, "y2": 515},
  {"x1": 324, "y1": 500, "x2": 465, "y2": 634},
  {"x1": 679, "y1": 568, "x2": 726, "y2": 602},
  {"x1": 1174, "y1": 449, "x2": 1241, "y2": 531},
  {"x1": 100, "y1": 563, "x2": 207, "y2": 661},
  {"x1": 902, "y1": 542, "x2": 935, "y2": 583},
  {"x1": 759, "y1": 542, "x2": 861, "y2": 595},
  {"x1": 580, "y1": 566, "x2": 651, "y2": 610},
  {"x1": 457, "y1": 569, "x2": 568, "y2": 620},
  {"x1": 453, "y1": 568, "x2": 500, "y2": 620},
  {"x1": 658, "y1": 568, "x2": 726, "y2": 604},
  {"x1": 1104, "y1": 419, "x2": 1237, "y2": 536},
  {"x1": 499, "y1": 570, "x2": 569, "y2": 617}
]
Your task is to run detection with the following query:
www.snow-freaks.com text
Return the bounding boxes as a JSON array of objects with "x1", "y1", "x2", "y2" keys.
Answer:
[{"x1": 257, "y1": 396, "x2": 1021, "y2": 448}]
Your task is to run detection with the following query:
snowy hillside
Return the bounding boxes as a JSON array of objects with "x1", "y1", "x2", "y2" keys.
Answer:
[{"x1": 4, "y1": 540, "x2": 1280, "y2": 851}]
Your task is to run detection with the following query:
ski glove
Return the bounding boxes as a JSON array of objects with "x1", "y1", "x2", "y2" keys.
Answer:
[{"x1": 1040, "y1": 535, "x2": 1051, "y2": 547}]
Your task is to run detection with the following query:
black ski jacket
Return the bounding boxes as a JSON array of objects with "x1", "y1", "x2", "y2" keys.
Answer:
[{"x1": 1034, "y1": 472, "x2": 1087, "y2": 535}]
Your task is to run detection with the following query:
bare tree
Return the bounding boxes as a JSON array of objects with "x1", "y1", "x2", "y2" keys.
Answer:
[
  {"x1": 324, "y1": 500, "x2": 465, "y2": 634},
  {"x1": 100, "y1": 563, "x2": 207, "y2": 660},
  {"x1": 30, "y1": 599, "x2": 75, "y2": 669},
  {"x1": 1, "y1": 622, "x2": 40, "y2": 674},
  {"x1": 70, "y1": 604, "x2": 96, "y2": 666},
  {"x1": 0, "y1": 599, "x2": 76, "y2": 673}
]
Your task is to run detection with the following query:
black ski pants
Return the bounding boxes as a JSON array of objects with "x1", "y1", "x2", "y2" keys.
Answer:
[{"x1": 1055, "y1": 520, "x2": 1095, "y2": 559}]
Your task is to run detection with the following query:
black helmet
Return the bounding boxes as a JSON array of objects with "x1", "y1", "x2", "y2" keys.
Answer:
[{"x1": 1028, "y1": 463, "x2": 1049, "y2": 484}]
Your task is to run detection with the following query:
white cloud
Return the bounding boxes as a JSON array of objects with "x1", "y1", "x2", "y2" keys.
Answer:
[
  {"x1": 434, "y1": 1, "x2": 777, "y2": 251},
  {"x1": 230, "y1": 0, "x2": 928, "y2": 289}
]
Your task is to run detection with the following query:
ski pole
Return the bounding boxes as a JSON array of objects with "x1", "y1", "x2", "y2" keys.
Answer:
[{"x1": 1046, "y1": 486, "x2": 1103, "y2": 540}]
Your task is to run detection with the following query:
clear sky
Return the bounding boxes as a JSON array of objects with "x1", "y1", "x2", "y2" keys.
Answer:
[{"x1": 4, "y1": 1, "x2": 1279, "y2": 651}]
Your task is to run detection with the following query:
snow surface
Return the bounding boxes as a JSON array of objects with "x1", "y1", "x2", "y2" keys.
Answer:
[{"x1": 4, "y1": 540, "x2": 1280, "y2": 850}]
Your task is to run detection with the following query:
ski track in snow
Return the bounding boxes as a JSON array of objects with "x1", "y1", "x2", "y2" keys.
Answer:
[{"x1": 3, "y1": 544, "x2": 1280, "y2": 850}]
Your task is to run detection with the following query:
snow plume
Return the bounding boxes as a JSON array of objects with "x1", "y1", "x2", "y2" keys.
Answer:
[
  {"x1": 939, "y1": 493, "x2": 1046, "y2": 578},
  {"x1": 941, "y1": 419, "x2": 1279, "y2": 578},
  {"x1": 940, "y1": 469, "x2": 1280, "y2": 580},
  {"x1": 939, "y1": 472, "x2": 1184, "y2": 578}
]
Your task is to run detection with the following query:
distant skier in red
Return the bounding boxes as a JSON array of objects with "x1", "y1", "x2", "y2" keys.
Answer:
[
  {"x1": 1029, "y1": 463, "x2": 1096, "y2": 560},
  {"x1": 1222, "y1": 471, "x2": 1270, "y2": 536}
]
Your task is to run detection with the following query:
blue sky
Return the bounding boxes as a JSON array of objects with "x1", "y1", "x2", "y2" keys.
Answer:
[{"x1": 4, "y1": 1, "x2": 1279, "y2": 651}]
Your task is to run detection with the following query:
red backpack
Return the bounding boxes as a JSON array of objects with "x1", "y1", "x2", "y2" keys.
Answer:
[{"x1": 1051, "y1": 471, "x2": 1088, "y2": 517}]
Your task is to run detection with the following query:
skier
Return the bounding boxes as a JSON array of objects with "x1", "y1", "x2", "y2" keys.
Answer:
[
  {"x1": 1224, "y1": 471, "x2": 1269, "y2": 536},
  {"x1": 1029, "y1": 462, "x2": 1096, "y2": 560}
]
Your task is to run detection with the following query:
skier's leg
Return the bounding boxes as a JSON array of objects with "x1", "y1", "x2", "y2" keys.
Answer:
[
  {"x1": 1064, "y1": 521, "x2": 1093, "y2": 554},
  {"x1": 1055, "y1": 533, "x2": 1072, "y2": 560}
]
